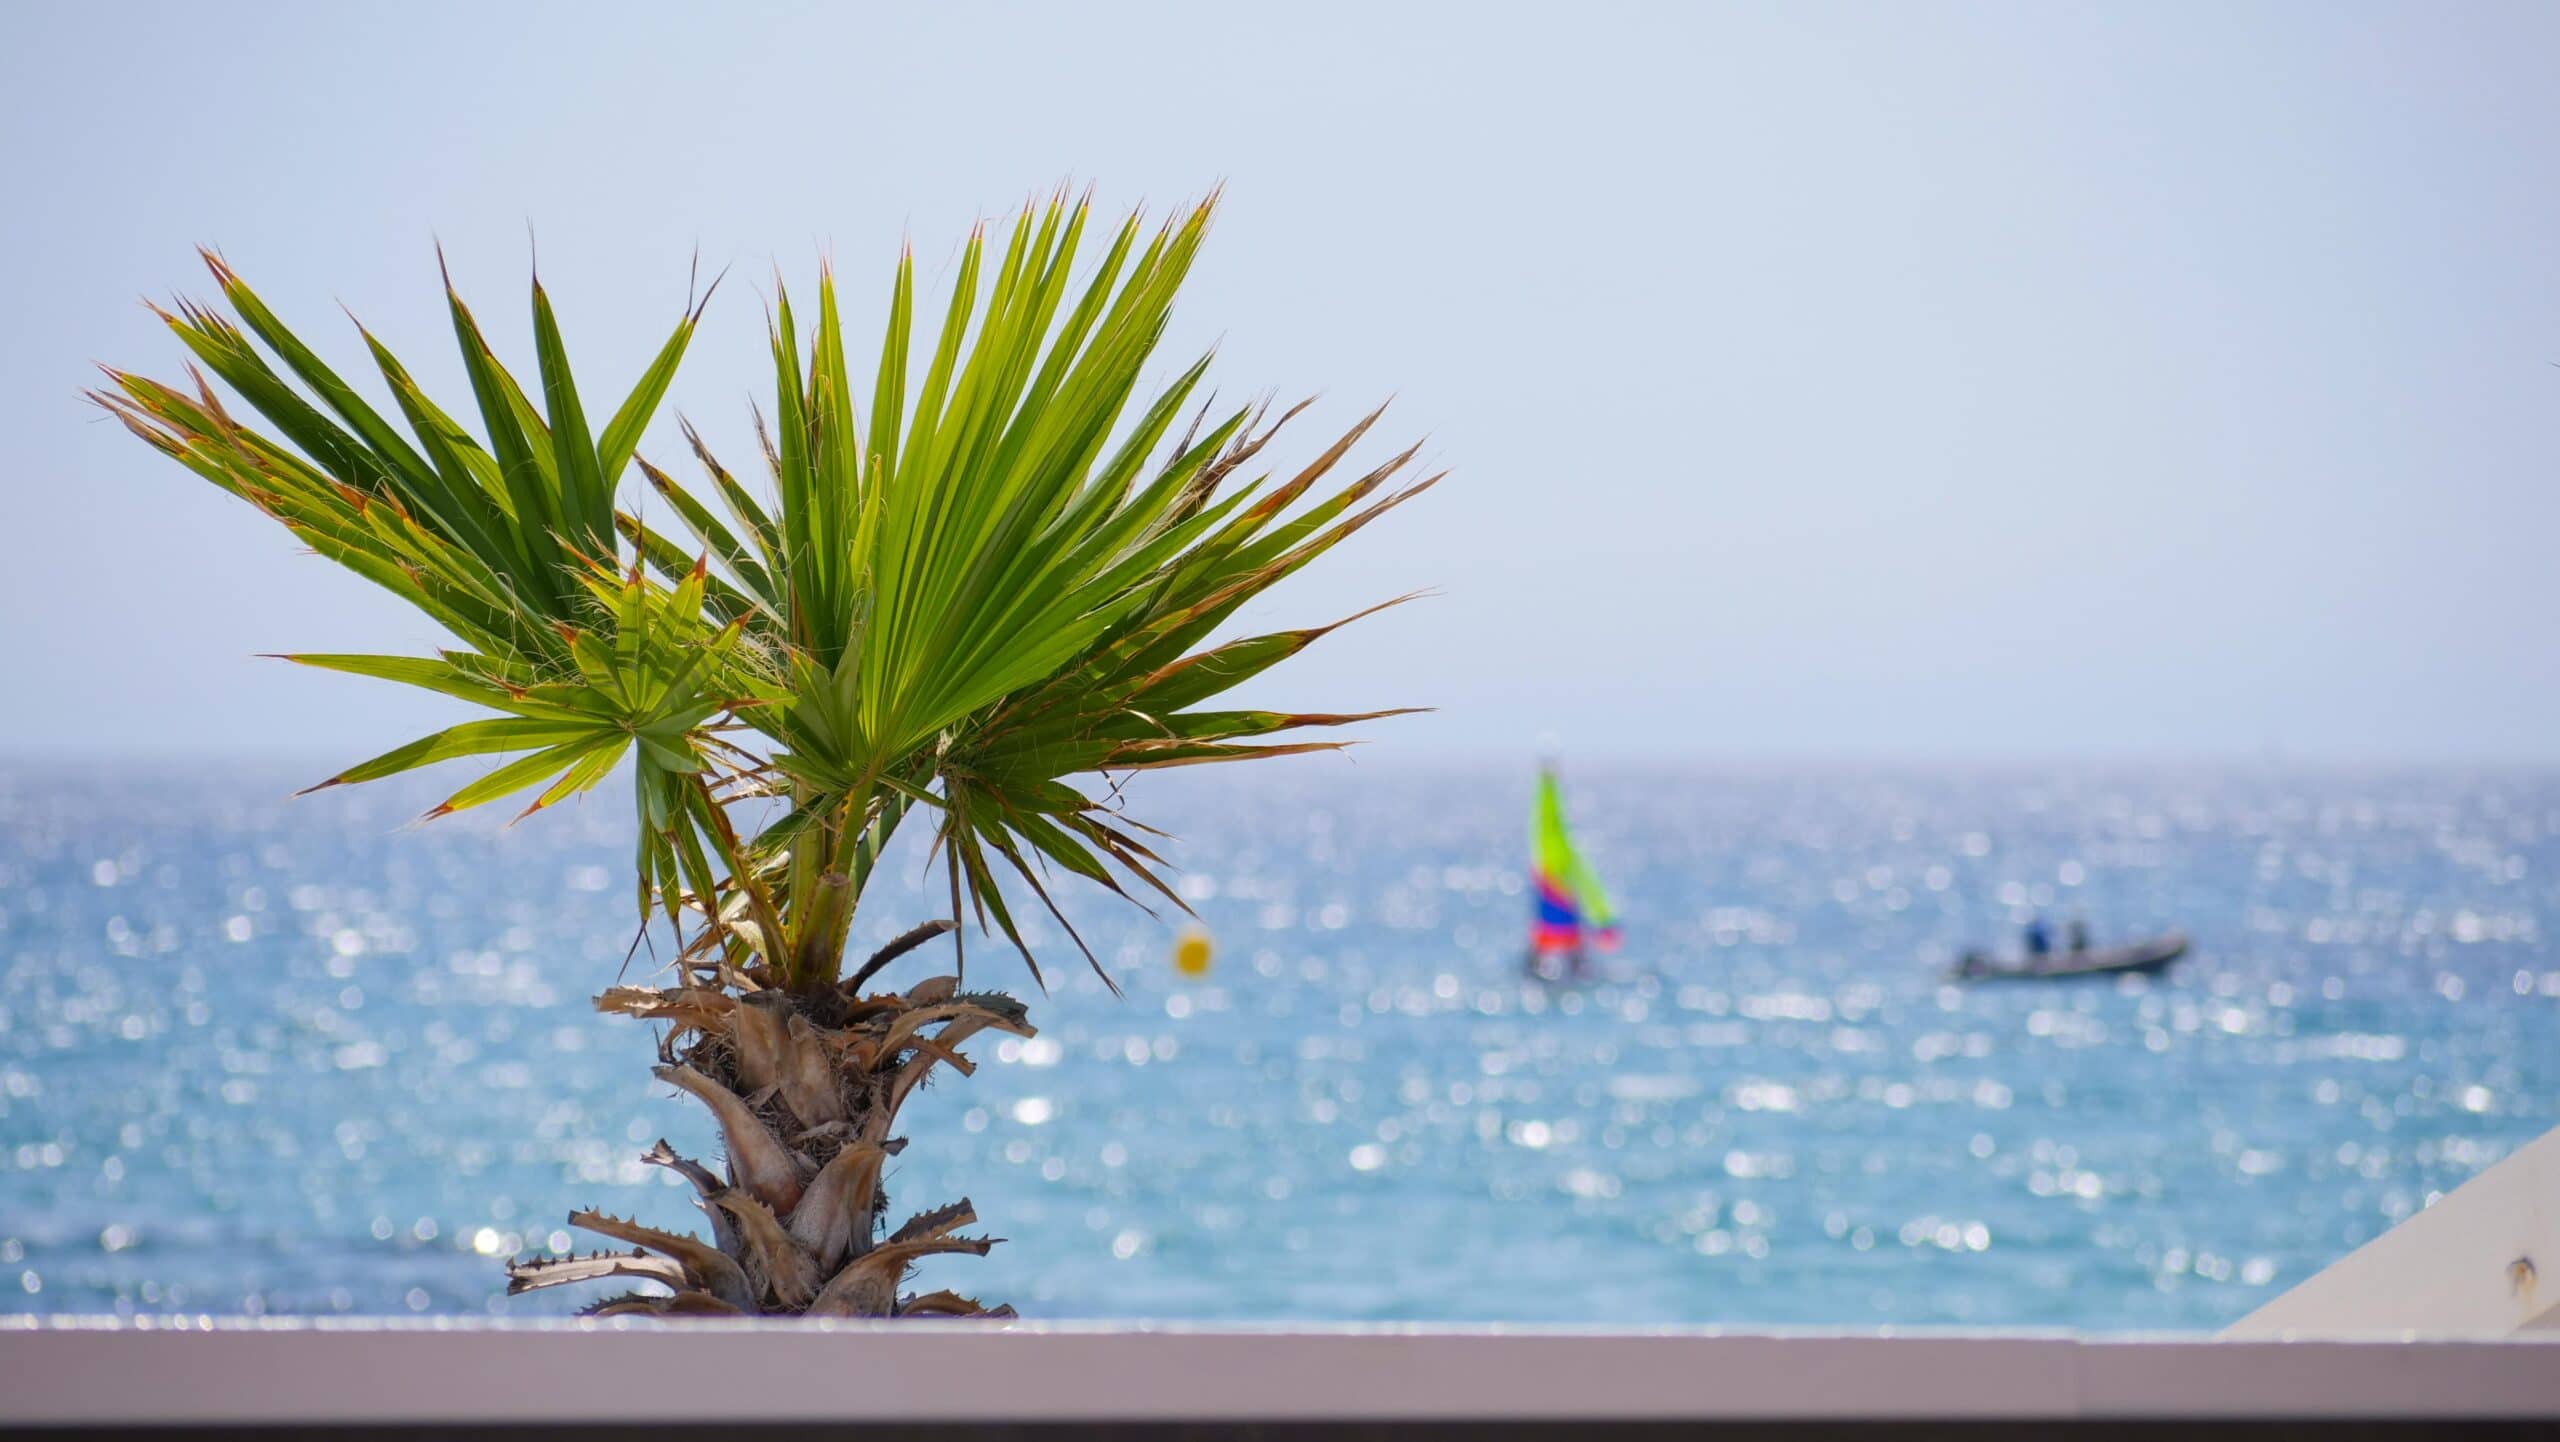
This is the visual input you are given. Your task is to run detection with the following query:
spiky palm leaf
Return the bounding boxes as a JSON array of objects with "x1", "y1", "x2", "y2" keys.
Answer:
[
  {"x1": 97, "y1": 189, "x2": 1431, "y2": 1316},
  {"x1": 616, "y1": 194, "x2": 1439, "y2": 994}
]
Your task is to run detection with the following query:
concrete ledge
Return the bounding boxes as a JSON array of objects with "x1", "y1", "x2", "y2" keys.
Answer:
[{"x1": 3, "y1": 1319, "x2": 2557, "y2": 1428}]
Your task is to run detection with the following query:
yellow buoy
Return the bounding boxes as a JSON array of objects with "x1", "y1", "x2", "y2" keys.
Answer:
[{"x1": 1171, "y1": 925, "x2": 1214, "y2": 978}]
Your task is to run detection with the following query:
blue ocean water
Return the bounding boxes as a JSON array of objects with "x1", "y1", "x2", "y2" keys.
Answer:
[{"x1": 0, "y1": 758, "x2": 2552, "y2": 1331}]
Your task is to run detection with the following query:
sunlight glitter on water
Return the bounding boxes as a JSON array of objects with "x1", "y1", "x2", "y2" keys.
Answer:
[{"x1": 0, "y1": 760, "x2": 2553, "y2": 1329}]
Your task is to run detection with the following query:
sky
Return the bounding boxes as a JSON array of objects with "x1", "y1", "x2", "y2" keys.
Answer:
[{"x1": 5, "y1": 1, "x2": 2556, "y2": 764}]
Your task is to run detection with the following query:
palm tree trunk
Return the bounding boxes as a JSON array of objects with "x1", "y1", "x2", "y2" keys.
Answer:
[{"x1": 507, "y1": 931, "x2": 1027, "y2": 1318}]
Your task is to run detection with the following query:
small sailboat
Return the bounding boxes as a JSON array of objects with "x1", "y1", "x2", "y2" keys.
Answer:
[{"x1": 1528, "y1": 763, "x2": 1619, "y2": 977}]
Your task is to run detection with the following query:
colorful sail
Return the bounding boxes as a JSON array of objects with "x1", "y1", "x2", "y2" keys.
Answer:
[{"x1": 1530, "y1": 766, "x2": 1619, "y2": 956}]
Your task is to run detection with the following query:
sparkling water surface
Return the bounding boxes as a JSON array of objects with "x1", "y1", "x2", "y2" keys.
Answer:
[{"x1": 1, "y1": 759, "x2": 2552, "y2": 1330}]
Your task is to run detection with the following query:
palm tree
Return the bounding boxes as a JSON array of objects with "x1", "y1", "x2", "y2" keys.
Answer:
[{"x1": 94, "y1": 191, "x2": 1433, "y2": 1318}]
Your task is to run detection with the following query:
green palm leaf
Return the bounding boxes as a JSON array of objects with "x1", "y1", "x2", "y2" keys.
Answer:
[{"x1": 99, "y1": 189, "x2": 1432, "y2": 996}]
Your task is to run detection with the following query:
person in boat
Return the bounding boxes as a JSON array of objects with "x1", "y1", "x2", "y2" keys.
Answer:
[
  {"x1": 2023, "y1": 915, "x2": 2052, "y2": 958},
  {"x1": 1956, "y1": 949, "x2": 1991, "y2": 979},
  {"x1": 2067, "y1": 918, "x2": 2090, "y2": 953}
]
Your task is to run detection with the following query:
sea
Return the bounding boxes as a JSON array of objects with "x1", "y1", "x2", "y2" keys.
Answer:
[{"x1": 1, "y1": 758, "x2": 2552, "y2": 1331}]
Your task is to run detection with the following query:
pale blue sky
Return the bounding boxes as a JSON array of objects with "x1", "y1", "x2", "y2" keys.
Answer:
[{"x1": 5, "y1": 1, "x2": 2556, "y2": 762}]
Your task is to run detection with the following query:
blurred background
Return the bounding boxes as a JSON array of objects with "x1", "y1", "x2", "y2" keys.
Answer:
[
  {"x1": 3, "y1": 760, "x2": 2552, "y2": 1327},
  {"x1": 2, "y1": 1, "x2": 2556, "y2": 1328}
]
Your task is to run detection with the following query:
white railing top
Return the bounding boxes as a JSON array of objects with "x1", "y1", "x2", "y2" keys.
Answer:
[{"x1": 2, "y1": 1318, "x2": 2555, "y2": 1425}]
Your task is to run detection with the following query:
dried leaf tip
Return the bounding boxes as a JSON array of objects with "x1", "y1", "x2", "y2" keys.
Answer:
[{"x1": 689, "y1": 262, "x2": 729, "y2": 325}]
